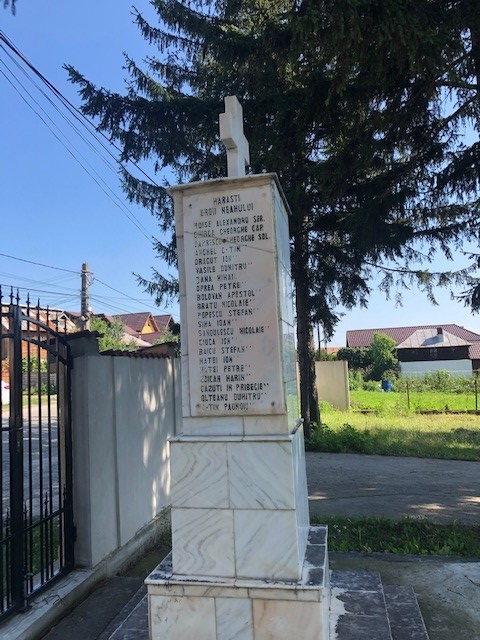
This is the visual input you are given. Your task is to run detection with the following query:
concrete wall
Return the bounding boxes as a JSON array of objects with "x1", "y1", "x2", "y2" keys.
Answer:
[
  {"x1": 315, "y1": 360, "x2": 350, "y2": 410},
  {"x1": 399, "y1": 359, "x2": 472, "y2": 377},
  {"x1": 69, "y1": 334, "x2": 180, "y2": 568}
]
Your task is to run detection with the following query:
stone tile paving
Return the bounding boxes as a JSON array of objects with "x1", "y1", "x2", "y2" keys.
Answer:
[
  {"x1": 329, "y1": 570, "x2": 430, "y2": 640},
  {"x1": 101, "y1": 569, "x2": 430, "y2": 640},
  {"x1": 330, "y1": 570, "x2": 392, "y2": 640},
  {"x1": 100, "y1": 587, "x2": 148, "y2": 640},
  {"x1": 384, "y1": 585, "x2": 430, "y2": 640}
]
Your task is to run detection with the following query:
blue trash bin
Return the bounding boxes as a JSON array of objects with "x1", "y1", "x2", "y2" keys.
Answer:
[{"x1": 381, "y1": 379, "x2": 392, "y2": 392}]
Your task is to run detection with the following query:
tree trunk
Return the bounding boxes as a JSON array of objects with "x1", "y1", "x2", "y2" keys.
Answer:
[
  {"x1": 308, "y1": 328, "x2": 320, "y2": 425},
  {"x1": 292, "y1": 218, "x2": 318, "y2": 439}
]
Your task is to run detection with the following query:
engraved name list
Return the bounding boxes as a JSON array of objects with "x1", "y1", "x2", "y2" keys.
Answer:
[{"x1": 184, "y1": 186, "x2": 284, "y2": 416}]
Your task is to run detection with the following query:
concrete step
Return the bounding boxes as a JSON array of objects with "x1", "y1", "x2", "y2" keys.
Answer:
[
  {"x1": 330, "y1": 570, "x2": 429, "y2": 640},
  {"x1": 383, "y1": 585, "x2": 430, "y2": 640}
]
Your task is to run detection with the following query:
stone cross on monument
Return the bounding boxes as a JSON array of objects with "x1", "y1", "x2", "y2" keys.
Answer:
[{"x1": 219, "y1": 95, "x2": 250, "y2": 177}]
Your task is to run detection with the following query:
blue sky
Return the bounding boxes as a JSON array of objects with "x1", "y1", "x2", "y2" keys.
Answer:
[{"x1": 2, "y1": 1, "x2": 479, "y2": 345}]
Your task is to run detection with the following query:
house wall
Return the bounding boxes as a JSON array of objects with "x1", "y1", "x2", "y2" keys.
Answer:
[
  {"x1": 69, "y1": 334, "x2": 181, "y2": 568},
  {"x1": 142, "y1": 316, "x2": 158, "y2": 334},
  {"x1": 315, "y1": 360, "x2": 350, "y2": 410},
  {"x1": 399, "y1": 359, "x2": 472, "y2": 377},
  {"x1": 398, "y1": 345, "x2": 470, "y2": 362}
]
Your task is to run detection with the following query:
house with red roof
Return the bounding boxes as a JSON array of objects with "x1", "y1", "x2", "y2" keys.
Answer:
[
  {"x1": 346, "y1": 324, "x2": 480, "y2": 376},
  {"x1": 112, "y1": 312, "x2": 177, "y2": 345},
  {"x1": 65, "y1": 310, "x2": 178, "y2": 350}
]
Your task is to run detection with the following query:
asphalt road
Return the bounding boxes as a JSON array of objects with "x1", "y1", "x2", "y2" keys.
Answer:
[
  {"x1": 2, "y1": 407, "x2": 60, "y2": 518},
  {"x1": 306, "y1": 451, "x2": 480, "y2": 524}
]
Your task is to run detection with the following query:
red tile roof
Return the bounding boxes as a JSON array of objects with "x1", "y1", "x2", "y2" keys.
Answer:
[
  {"x1": 346, "y1": 324, "x2": 480, "y2": 348},
  {"x1": 114, "y1": 312, "x2": 155, "y2": 334},
  {"x1": 152, "y1": 315, "x2": 175, "y2": 332},
  {"x1": 139, "y1": 331, "x2": 172, "y2": 344}
]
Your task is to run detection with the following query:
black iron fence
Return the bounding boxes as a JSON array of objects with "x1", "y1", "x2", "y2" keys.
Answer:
[{"x1": 0, "y1": 289, "x2": 74, "y2": 621}]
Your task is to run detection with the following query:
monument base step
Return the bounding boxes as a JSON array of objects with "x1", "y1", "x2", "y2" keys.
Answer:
[
  {"x1": 145, "y1": 525, "x2": 329, "y2": 640},
  {"x1": 330, "y1": 570, "x2": 430, "y2": 640}
]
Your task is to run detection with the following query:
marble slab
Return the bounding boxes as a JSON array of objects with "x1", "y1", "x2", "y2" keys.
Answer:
[
  {"x1": 216, "y1": 597, "x2": 254, "y2": 640},
  {"x1": 169, "y1": 429, "x2": 309, "y2": 581},
  {"x1": 170, "y1": 175, "x2": 302, "y2": 426},
  {"x1": 170, "y1": 441, "x2": 229, "y2": 508},
  {"x1": 147, "y1": 526, "x2": 330, "y2": 640},
  {"x1": 234, "y1": 509, "x2": 301, "y2": 580},
  {"x1": 253, "y1": 599, "x2": 326, "y2": 640},
  {"x1": 227, "y1": 440, "x2": 295, "y2": 510},
  {"x1": 149, "y1": 594, "x2": 216, "y2": 640},
  {"x1": 181, "y1": 181, "x2": 285, "y2": 418},
  {"x1": 172, "y1": 508, "x2": 235, "y2": 577},
  {"x1": 148, "y1": 525, "x2": 327, "y2": 588},
  {"x1": 242, "y1": 414, "x2": 290, "y2": 436}
]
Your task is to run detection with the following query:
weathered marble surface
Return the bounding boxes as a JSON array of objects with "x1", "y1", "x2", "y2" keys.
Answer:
[
  {"x1": 147, "y1": 526, "x2": 330, "y2": 640},
  {"x1": 169, "y1": 429, "x2": 309, "y2": 581},
  {"x1": 156, "y1": 172, "x2": 329, "y2": 640}
]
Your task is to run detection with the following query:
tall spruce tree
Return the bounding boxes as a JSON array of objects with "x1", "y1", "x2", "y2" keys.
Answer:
[{"x1": 67, "y1": 0, "x2": 480, "y2": 435}]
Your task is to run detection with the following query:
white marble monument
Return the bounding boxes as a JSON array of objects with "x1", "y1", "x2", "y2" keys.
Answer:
[{"x1": 146, "y1": 96, "x2": 330, "y2": 640}]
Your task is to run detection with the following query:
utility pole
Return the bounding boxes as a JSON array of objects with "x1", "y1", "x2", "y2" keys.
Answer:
[{"x1": 80, "y1": 262, "x2": 91, "y2": 330}]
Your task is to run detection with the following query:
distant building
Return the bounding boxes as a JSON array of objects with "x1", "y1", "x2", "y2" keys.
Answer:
[
  {"x1": 346, "y1": 324, "x2": 480, "y2": 376},
  {"x1": 113, "y1": 312, "x2": 176, "y2": 345}
]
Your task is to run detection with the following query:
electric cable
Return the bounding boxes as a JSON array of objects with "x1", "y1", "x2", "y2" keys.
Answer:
[
  {"x1": 0, "y1": 253, "x2": 178, "y2": 318},
  {"x1": 0, "y1": 32, "x2": 160, "y2": 241},
  {"x1": 0, "y1": 30, "x2": 162, "y2": 190}
]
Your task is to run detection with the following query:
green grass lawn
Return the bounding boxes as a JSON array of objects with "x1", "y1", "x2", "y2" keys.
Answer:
[
  {"x1": 308, "y1": 392, "x2": 480, "y2": 460},
  {"x1": 350, "y1": 388, "x2": 479, "y2": 413},
  {"x1": 310, "y1": 515, "x2": 480, "y2": 557}
]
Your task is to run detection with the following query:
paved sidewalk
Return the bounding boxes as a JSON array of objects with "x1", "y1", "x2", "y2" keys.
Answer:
[
  {"x1": 4, "y1": 452, "x2": 479, "y2": 640},
  {"x1": 306, "y1": 451, "x2": 480, "y2": 524}
]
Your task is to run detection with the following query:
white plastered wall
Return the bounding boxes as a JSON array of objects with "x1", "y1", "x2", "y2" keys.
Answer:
[
  {"x1": 399, "y1": 359, "x2": 472, "y2": 377},
  {"x1": 315, "y1": 360, "x2": 350, "y2": 410},
  {"x1": 70, "y1": 335, "x2": 180, "y2": 567}
]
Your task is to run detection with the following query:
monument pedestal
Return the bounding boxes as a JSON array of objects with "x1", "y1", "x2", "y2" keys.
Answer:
[
  {"x1": 147, "y1": 424, "x2": 330, "y2": 639},
  {"x1": 146, "y1": 524, "x2": 329, "y2": 640},
  {"x1": 168, "y1": 428, "x2": 309, "y2": 581},
  {"x1": 147, "y1": 131, "x2": 330, "y2": 639}
]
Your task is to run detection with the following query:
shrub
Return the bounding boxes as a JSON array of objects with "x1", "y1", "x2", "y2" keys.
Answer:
[
  {"x1": 363, "y1": 379, "x2": 381, "y2": 391},
  {"x1": 395, "y1": 371, "x2": 475, "y2": 394},
  {"x1": 348, "y1": 369, "x2": 365, "y2": 390},
  {"x1": 314, "y1": 348, "x2": 337, "y2": 361},
  {"x1": 22, "y1": 357, "x2": 47, "y2": 373},
  {"x1": 28, "y1": 383, "x2": 56, "y2": 396},
  {"x1": 337, "y1": 347, "x2": 372, "y2": 369},
  {"x1": 307, "y1": 423, "x2": 370, "y2": 453},
  {"x1": 366, "y1": 333, "x2": 398, "y2": 381}
]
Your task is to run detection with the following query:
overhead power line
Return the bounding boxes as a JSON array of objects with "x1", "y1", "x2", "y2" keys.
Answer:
[
  {"x1": 0, "y1": 282, "x2": 78, "y2": 299},
  {"x1": 0, "y1": 30, "x2": 159, "y2": 187},
  {"x1": 0, "y1": 30, "x2": 161, "y2": 242},
  {"x1": 0, "y1": 252, "x2": 179, "y2": 318},
  {"x1": 0, "y1": 252, "x2": 78, "y2": 274}
]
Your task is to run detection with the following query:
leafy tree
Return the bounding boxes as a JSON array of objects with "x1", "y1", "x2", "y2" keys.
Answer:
[
  {"x1": 314, "y1": 349, "x2": 337, "y2": 362},
  {"x1": 154, "y1": 323, "x2": 180, "y2": 344},
  {"x1": 336, "y1": 347, "x2": 372, "y2": 371},
  {"x1": 90, "y1": 316, "x2": 138, "y2": 352},
  {"x1": 22, "y1": 357, "x2": 47, "y2": 373},
  {"x1": 67, "y1": 0, "x2": 480, "y2": 435},
  {"x1": 367, "y1": 333, "x2": 398, "y2": 381}
]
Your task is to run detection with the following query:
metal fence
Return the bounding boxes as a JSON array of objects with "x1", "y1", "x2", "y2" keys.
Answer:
[{"x1": 0, "y1": 289, "x2": 74, "y2": 621}]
